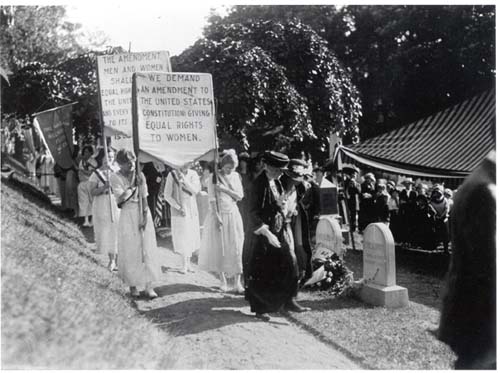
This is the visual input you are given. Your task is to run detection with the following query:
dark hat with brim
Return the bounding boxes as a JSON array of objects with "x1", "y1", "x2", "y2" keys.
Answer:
[{"x1": 263, "y1": 150, "x2": 289, "y2": 169}]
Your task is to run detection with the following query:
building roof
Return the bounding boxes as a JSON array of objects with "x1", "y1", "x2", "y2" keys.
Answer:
[{"x1": 338, "y1": 89, "x2": 495, "y2": 179}]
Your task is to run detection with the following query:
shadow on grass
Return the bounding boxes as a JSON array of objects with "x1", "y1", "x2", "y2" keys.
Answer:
[
  {"x1": 141, "y1": 295, "x2": 282, "y2": 336},
  {"x1": 344, "y1": 248, "x2": 448, "y2": 309},
  {"x1": 154, "y1": 283, "x2": 219, "y2": 297},
  {"x1": 79, "y1": 225, "x2": 95, "y2": 243},
  {"x1": 297, "y1": 293, "x2": 372, "y2": 312}
]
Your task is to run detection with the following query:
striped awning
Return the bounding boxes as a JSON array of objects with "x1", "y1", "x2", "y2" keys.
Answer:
[{"x1": 338, "y1": 89, "x2": 495, "y2": 179}]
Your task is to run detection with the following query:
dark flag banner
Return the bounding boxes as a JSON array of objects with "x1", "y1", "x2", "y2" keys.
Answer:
[{"x1": 33, "y1": 103, "x2": 75, "y2": 169}]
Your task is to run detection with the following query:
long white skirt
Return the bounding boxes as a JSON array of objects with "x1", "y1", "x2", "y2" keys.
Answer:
[
  {"x1": 77, "y1": 181, "x2": 93, "y2": 217},
  {"x1": 199, "y1": 206, "x2": 244, "y2": 277},
  {"x1": 117, "y1": 203, "x2": 160, "y2": 289},
  {"x1": 92, "y1": 193, "x2": 120, "y2": 255},
  {"x1": 171, "y1": 214, "x2": 200, "y2": 257}
]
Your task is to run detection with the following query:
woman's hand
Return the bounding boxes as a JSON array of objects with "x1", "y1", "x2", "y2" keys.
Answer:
[
  {"x1": 178, "y1": 206, "x2": 186, "y2": 216},
  {"x1": 139, "y1": 210, "x2": 148, "y2": 230},
  {"x1": 216, "y1": 213, "x2": 223, "y2": 228}
]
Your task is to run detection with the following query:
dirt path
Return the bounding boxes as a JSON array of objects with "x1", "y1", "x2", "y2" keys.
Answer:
[{"x1": 133, "y1": 234, "x2": 360, "y2": 370}]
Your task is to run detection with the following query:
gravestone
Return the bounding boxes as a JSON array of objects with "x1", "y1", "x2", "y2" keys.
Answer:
[
  {"x1": 360, "y1": 223, "x2": 409, "y2": 308},
  {"x1": 319, "y1": 187, "x2": 339, "y2": 215},
  {"x1": 314, "y1": 215, "x2": 345, "y2": 260}
]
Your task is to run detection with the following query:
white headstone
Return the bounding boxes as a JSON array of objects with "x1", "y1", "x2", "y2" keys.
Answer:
[
  {"x1": 314, "y1": 215, "x2": 345, "y2": 260},
  {"x1": 360, "y1": 223, "x2": 409, "y2": 308},
  {"x1": 363, "y1": 223, "x2": 396, "y2": 286}
]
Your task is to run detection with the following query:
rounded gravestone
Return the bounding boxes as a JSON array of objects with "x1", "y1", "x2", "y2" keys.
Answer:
[
  {"x1": 314, "y1": 215, "x2": 345, "y2": 260},
  {"x1": 361, "y1": 223, "x2": 408, "y2": 308},
  {"x1": 362, "y1": 223, "x2": 395, "y2": 287}
]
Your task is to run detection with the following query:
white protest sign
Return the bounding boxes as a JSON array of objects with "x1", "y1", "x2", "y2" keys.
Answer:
[
  {"x1": 97, "y1": 51, "x2": 171, "y2": 151},
  {"x1": 132, "y1": 72, "x2": 217, "y2": 168}
]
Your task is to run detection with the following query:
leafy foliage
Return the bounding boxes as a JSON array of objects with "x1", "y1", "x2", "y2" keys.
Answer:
[
  {"x1": 2, "y1": 54, "x2": 101, "y2": 141},
  {"x1": 214, "y1": 5, "x2": 495, "y2": 141},
  {"x1": 0, "y1": 6, "x2": 89, "y2": 74},
  {"x1": 173, "y1": 19, "x2": 361, "y2": 156}
]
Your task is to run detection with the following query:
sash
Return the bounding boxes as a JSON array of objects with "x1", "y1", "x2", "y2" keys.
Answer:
[
  {"x1": 171, "y1": 170, "x2": 193, "y2": 196},
  {"x1": 94, "y1": 168, "x2": 107, "y2": 184},
  {"x1": 217, "y1": 173, "x2": 239, "y2": 202}
]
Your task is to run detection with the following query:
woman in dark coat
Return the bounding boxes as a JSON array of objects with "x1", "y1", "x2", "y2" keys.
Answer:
[{"x1": 243, "y1": 151, "x2": 307, "y2": 321}]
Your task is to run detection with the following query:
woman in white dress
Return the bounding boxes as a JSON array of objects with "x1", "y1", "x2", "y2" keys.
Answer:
[
  {"x1": 164, "y1": 163, "x2": 201, "y2": 273},
  {"x1": 109, "y1": 149, "x2": 160, "y2": 299},
  {"x1": 199, "y1": 149, "x2": 245, "y2": 293},
  {"x1": 88, "y1": 148, "x2": 120, "y2": 271},
  {"x1": 77, "y1": 145, "x2": 97, "y2": 226}
]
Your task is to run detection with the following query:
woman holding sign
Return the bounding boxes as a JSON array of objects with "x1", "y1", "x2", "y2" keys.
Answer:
[
  {"x1": 199, "y1": 149, "x2": 245, "y2": 293},
  {"x1": 110, "y1": 149, "x2": 160, "y2": 299},
  {"x1": 164, "y1": 162, "x2": 201, "y2": 274},
  {"x1": 89, "y1": 148, "x2": 119, "y2": 271}
]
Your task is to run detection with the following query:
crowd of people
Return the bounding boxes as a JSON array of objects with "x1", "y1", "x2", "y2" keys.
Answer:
[
  {"x1": 339, "y1": 167, "x2": 454, "y2": 253},
  {"x1": 3, "y1": 124, "x2": 457, "y2": 319},
  {"x1": 38, "y1": 144, "x2": 321, "y2": 319}
]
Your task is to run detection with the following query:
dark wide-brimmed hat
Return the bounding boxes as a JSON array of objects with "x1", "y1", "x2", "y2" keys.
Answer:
[
  {"x1": 284, "y1": 158, "x2": 308, "y2": 182},
  {"x1": 263, "y1": 150, "x2": 289, "y2": 169},
  {"x1": 342, "y1": 163, "x2": 360, "y2": 174}
]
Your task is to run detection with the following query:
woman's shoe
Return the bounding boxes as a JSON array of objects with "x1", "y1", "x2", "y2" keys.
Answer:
[
  {"x1": 146, "y1": 289, "x2": 158, "y2": 299},
  {"x1": 234, "y1": 284, "x2": 245, "y2": 295},
  {"x1": 255, "y1": 313, "x2": 271, "y2": 321},
  {"x1": 284, "y1": 299, "x2": 311, "y2": 313}
]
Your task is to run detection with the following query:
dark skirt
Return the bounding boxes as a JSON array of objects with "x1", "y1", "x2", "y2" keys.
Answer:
[{"x1": 244, "y1": 233, "x2": 299, "y2": 314}]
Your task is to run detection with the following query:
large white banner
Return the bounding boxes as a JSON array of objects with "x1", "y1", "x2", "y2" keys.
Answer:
[
  {"x1": 133, "y1": 72, "x2": 217, "y2": 168},
  {"x1": 97, "y1": 51, "x2": 171, "y2": 151}
]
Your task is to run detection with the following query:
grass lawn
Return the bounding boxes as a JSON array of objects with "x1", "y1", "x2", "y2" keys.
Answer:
[
  {"x1": 294, "y1": 233, "x2": 456, "y2": 369},
  {"x1": 1, "y1": 177, "x2": 175, "y2": 369}
]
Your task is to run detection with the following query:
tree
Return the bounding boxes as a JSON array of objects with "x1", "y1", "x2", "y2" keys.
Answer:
[
  {"x1": 212, "y1": 5, "x2": 495, "y2": 140},
  {"x1": 1, "y1": 5, "x2": 113, "y2": 143},
  {"x1": 173, "y1": 19, "x2": 361, "y2": 157},
  {"x1": 0, "y1": 6, "x2": 94, "y2": 74}
]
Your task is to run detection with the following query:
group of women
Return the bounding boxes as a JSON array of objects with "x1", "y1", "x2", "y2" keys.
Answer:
[
  {"x1": 87, "y1": 146, "x2": 314, "y2": 321},
  {"x1": 87, "y1": 147, "x2": 249, "y2": 299}
]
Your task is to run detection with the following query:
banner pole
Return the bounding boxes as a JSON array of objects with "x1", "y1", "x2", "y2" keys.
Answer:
[
  {"x1": 96, "y1": 56, "x2": 115, "y2": 223},
  {"x1": 211, "y1": 97, "x2": 225, "y2": 257},
  {"x1": 132, "y1": 73, "x2": 146, "y2": 263}
]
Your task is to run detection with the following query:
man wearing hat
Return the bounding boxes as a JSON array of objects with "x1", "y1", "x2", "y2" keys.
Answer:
[
  {"x1": 358, "y1": 172, "x2": 376, "y2": 232},
  {"x1": 429, "y1": 183, "x2": 450, "y2": 253},
  {"x1": 342, "y1": 164, "x2": 361, "y2": 233},
  {"x1": 399, "y1": 176, "x2": 417, "y2": 245},
  {"x1": 243, "y1": 151, "x2": 307, "y2": 321}
]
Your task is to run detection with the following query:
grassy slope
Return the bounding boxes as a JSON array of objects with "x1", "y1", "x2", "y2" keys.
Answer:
[{"x1": 1, "y1": 178, "x2": 174, "y2": 369}]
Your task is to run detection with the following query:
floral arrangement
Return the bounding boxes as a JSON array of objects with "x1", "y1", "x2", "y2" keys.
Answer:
[{"x1": 305, "y1": 253, "x2": 355, "y2": 296}]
